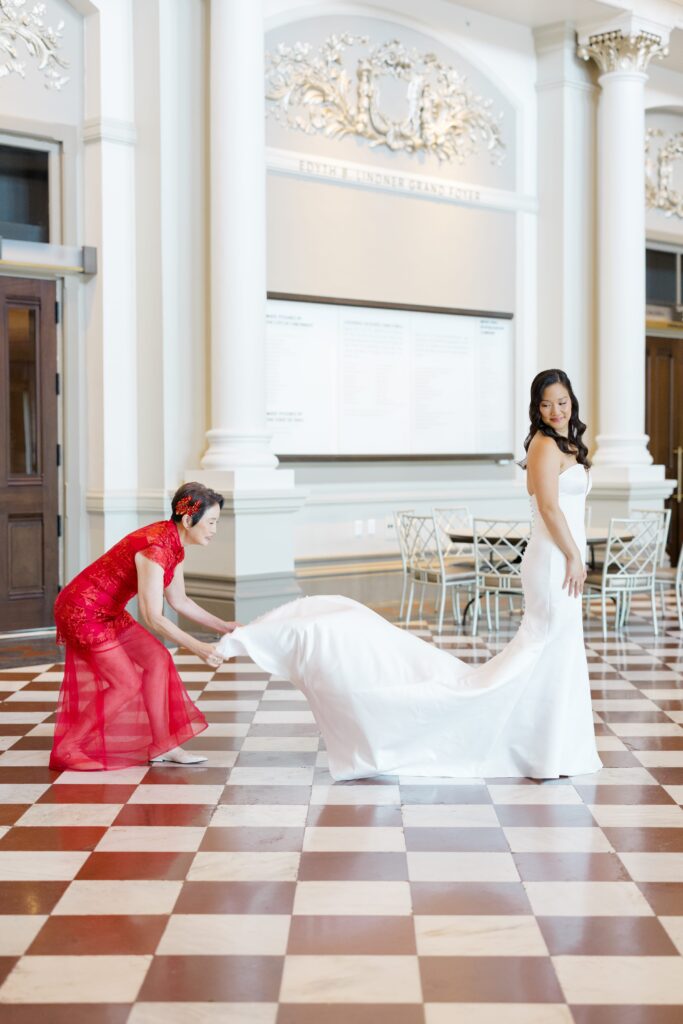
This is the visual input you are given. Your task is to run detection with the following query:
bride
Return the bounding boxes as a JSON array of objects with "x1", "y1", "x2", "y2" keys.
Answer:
[{"x1": 217, "y1": 369, "x2": 602, "y2": 781}]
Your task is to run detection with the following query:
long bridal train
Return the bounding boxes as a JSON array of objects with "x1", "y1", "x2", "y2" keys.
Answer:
[{"x1": 217, "y1": 465, "x2": 602, "y2": 781}]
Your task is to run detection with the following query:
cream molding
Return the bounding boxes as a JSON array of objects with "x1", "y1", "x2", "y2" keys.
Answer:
[
  {"x1": 303, "y1": 479, "x2": 529, "y2": 507},
  {"x1": 83, "y1": 117, "x2": 137, "y2": 146},
  {"x1": 220, "y1": 491, "x2": 309, "y2": 516},
  {"x1": 86, "y1": 490, "x2": 169, "y2": 514},
  {"x1": 0, "y1": 0, "x2": 69, "y2": 89},
  {"x1": 266, "y1": 33, "x2": 505, "y2": 166},
  {"x1": 86, "y1": 488, "x2": 309, "y2": 517},
  {"x1": 266, "y1": 146, "x2": 536, "y2": 214}
]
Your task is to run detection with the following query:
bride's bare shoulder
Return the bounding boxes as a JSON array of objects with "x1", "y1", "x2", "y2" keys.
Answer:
[{"x1": 527, "y1": 433, "x2": 559, "y2": 463}]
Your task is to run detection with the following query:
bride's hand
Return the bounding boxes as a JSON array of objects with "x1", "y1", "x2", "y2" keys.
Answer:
[
  {"x1": 563, "y1": 552, "x2": 587, "y2": 598},
  {"x1": 195, "y1": 641, "x2": 223, "y2": 668}
]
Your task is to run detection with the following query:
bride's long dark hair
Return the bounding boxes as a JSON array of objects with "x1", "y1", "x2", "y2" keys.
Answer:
[{"x1": 523, "y1": 368, "x2": 591, "y2": 468}]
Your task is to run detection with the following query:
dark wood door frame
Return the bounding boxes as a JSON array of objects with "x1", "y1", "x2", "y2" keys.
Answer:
[
  {"x1": 0, "y1": 276, "x2": 59, "y2": 631},
  {"x1": 645, "y1": 335, "x2": 683, "y2": 565}
]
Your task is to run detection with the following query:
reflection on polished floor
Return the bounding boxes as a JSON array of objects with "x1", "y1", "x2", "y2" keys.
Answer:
[{"x1": 0, "y1": 599, "x2": 682, "y2": 1022}]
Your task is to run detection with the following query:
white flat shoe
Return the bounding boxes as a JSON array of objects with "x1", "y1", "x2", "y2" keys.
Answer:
[{"x1": 149, "y1": 748, "x2": 207, "y2": 765}]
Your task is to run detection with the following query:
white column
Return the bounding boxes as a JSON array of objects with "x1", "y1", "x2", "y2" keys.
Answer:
[
  {"x1": 578, "y1": 21, "x2": 668, "y2": 467},
  {"x1": 202, "y1": 0, "x2": 277, "y2": 473},
  {"x1": 183, "y1": 0, "x2": 307, "y2": 620}
]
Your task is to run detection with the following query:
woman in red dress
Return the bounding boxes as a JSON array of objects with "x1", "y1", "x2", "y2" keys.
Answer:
[{"x1": 50, "y1": 482, "x2": 237, "y2": 771}]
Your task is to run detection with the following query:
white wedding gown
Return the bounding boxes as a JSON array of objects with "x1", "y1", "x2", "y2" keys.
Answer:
[{"x1": 217, "y1": 464, "x2": 602, "y2": 780}]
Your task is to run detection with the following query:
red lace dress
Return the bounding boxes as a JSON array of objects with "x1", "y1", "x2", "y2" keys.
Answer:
[{"x1": 50, "y1": 520, "x2": 207, "y2": 770}]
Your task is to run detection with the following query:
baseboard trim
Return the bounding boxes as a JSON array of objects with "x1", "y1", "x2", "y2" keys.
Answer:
[{"x1": 0, "y1": 627, "x2": 57, "y2": 640}]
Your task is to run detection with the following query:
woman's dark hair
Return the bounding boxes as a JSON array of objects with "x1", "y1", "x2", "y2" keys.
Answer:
[
  {"x1": 171, "y1": 481, "x2": 224, "y2": 526},
  {"x1": 523, "y1": 368, "x2": 591, "y2": 468}
]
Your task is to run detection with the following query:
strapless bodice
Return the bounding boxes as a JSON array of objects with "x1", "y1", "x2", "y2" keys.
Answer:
[{"x1": 529, "y1": 463, "x2": 590, "y2": 546}]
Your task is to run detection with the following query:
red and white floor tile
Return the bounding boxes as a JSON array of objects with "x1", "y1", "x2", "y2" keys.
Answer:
[{"x1": 0, "y1": 599, "x2": 682, "y2": 1022}]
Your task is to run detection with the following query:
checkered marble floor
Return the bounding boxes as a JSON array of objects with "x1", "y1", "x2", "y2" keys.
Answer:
[{"x1": 0, "y1": 599, "x2": 683, "y2": 1022}]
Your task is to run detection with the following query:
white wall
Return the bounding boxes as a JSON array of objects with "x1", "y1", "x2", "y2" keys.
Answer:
[
  {"x1": 263, "y1": 0, "x2": 538, "y2": 564},
  {"x1": 267, "y1": 176, "x2": 517, "y2": 311}
]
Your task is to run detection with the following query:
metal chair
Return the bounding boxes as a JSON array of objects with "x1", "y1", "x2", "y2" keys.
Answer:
[
  {"x1": 405, "y1": 514, "x2": 477, "y2": 633},
  {"x1": 393, "y1": 509, "x2": 415, "y2": 620},
  {"x1": 633, "y1": 507, "x2": 672, "y2": 566},
  {"x1": 585, "y1": 514, "x2": 662, "y2": 638},
  {"x1": 471, "y1": 518, "x2": 530, "y2": 636},
  {"x1": 589, "y1": 507, "x2": 670, "y2": 576},
  {"x1": 432, "y1": 506, "x2": 475, "y2": 572},
  {"x1": 432, "y1": 506, "x2": 473, "y2": 555},
  {"x1": 432, "y1": 506, "x2": 477, "y2": 627},
  {"x1": 632, "y1": 508, "x2": 672, "y2": 621},
  {"x1": 656, "y1": 539, "x2": 683, "y2": 631}
]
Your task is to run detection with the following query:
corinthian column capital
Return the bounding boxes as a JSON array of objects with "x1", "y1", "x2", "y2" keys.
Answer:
[
  {"x1": 577, "y1": 28, "x2": 667, "y2": 74},
  {"x1": 577, "y1": 14, "x2": 671, "y2": 76}
]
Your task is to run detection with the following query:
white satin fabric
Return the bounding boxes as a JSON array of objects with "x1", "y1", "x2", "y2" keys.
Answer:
[{"x1": 217, "y1": 464, "x2": 602, "y2": 781}]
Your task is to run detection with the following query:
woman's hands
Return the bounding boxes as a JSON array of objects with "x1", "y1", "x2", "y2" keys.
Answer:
[
  {"x1": 563, "y1": 550, "x2": 587, "y2": 598},
  {"x1": 220, "y1": 621, "x2": 241, "y2": 634},
  {"x1": 195, "y1": 641, "x2": 223, "y2": 668}
]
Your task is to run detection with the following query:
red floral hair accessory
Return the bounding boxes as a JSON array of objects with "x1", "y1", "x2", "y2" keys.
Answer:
[{"x1": 175, "y1": 496, "x2": 202, "y2": 519}]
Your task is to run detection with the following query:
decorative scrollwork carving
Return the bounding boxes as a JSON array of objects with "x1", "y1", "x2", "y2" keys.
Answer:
[
  {"x1": 0, "y1": 0, "x2": 69, "y2": 90},
  {"x1": 265, "y1": 33, "x2": 505, "y2": 165},
  {"x1": 645, "y1": 128, "x2": 683, "y2": 218}
]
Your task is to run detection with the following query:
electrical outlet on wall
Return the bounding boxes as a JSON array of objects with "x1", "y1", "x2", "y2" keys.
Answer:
[
  {"x1": 353, "y1": 519, "x2": 364, "y2": 537},
  {"x1": 367, "y1": 518, "x2": 376, "y2": 536}
]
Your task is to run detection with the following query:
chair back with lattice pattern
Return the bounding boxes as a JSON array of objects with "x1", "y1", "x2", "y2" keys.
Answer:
[
  {"x1": 473, "y1": 518, "x2": 530, "y2": 592},
  {"x1": 603, "y1": 515, "x2": 661, "y2": 589},
  {"x1": 633, "y1": 508, "x2": 672, "y2": 568},
  {"x1": 404, "y1": 515, "x2": 439, "y2": 578},
  {"x1": 393, "y1": 509, "x2": 415, "y2": 572},
  {"x1": 432, "y1": 506, "x2": 473, "y2": 564}
]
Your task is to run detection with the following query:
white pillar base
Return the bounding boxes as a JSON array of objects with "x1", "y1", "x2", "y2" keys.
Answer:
[
  {"x1": 181, "y1": 469, "x2": 308, "y2": 621},
  {"x1": 591, "y1": 433, "x2": 654, "y2": 467},
  {"x1": 588, "y1": 462, "x2": 675, "y2": 527},
  {"x1": 181, "y1": 571, "x2": 303, "y2": 625},
  {"x1": 200, "y1": 431, "x2": 279, "y2": 472}
]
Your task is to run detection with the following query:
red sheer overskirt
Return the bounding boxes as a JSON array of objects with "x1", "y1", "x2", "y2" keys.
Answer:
[{"x1": 50, "y1": 622, "x2": 207, "y2": 771}]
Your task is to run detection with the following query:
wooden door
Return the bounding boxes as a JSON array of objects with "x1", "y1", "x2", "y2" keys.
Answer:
[
  {"x1": 0, "y1": 277, "x2": 58, "y2": 630},
  {"x1": 645, "y1": 336, "x2": 683, "y2": 564}
]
